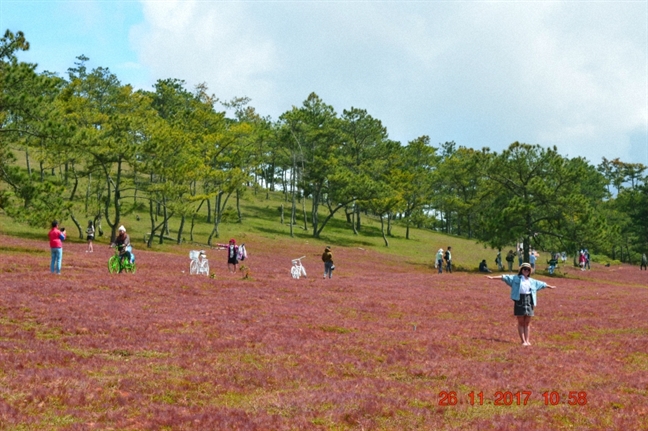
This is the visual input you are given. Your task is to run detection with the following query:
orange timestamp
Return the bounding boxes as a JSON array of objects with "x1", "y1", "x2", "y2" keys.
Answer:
[{"x1": 438, "y1": 391, "x2": 588, "y2": 406}]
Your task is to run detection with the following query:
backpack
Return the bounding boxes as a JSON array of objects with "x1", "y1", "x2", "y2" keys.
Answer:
[{"x1": 237, "y1": 244, "x2": 247, "y2": 261}]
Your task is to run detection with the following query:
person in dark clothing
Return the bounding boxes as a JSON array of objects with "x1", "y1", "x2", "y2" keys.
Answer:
[
  {"x1": 506, "y1": 250, "x2": 515, "y2": 272},
  {"x1": 479, "y1": 259, "x2": 492, "y2": 273},
  {"x1": 444, "y1": 246, "x2": 452, "y2": 273},
  {"x1": 322, "y1": 246, "x2": 334, "y2": 279}
]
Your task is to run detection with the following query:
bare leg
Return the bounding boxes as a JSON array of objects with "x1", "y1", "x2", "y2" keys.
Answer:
[
  {"x1": 516, "y1": 316, "x2": 532, "y2": 345},
  {"x1": 516, "y1": 316, "x2": 526, "y2": 345},
  {"x1": 522, "y1": 316, "x2": 532, "y2": 345}
]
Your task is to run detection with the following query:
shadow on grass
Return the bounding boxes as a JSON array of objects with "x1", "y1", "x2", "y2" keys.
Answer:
[
  {"x1": 254, "y1": 225, "x2": 312, "y2": 239},
  {"x1": 0, "y1": 229, "x2": 48, "y2": 242},
  {"x1": 472, "y1": 337, "x2": 511, "y2": 344},
  {"x1": 0, "y1": 245, "x2": 48, "y2": 255}
]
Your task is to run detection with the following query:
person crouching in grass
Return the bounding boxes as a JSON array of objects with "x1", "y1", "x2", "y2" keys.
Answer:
[{"x1": 486, "y1": 263, "x2": 557, "y2": 346}]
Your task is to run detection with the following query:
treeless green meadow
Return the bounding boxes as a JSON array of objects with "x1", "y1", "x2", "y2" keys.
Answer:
[{"x1": 0, "y1": 232, "x2": 647, "y2": 430}]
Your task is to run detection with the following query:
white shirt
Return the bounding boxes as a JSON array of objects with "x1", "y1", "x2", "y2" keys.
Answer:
[{"x1": 519, "y1": 276, "x2": 532, "y2": 294}]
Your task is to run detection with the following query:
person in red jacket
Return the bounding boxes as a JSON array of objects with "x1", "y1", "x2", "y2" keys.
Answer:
[{"x1": 48, "y1": 220, "x2": 66, "y2": 274}]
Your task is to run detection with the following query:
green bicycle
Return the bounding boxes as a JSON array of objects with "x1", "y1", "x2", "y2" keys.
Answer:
[{"x1": 108, "y1": 246, "x2": 136, "y2": 274}]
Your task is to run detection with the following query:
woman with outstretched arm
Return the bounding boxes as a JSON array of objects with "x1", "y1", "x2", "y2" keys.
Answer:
[{"x1": 486, "y1": 263, "x2": 557, "y2": 346}]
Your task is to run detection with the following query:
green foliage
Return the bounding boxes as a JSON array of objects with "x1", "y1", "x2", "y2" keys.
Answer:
[
  {"x1": 1, "y1": 29, "x2": 647, "y2": 259},
  {"x1": 478, "y1": 142, "x2": 610, "y2": 260}
]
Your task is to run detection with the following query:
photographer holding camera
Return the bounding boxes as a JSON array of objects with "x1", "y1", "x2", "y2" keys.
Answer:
[{"x1": 48, "y1": 220, "x2": 66, "y2": 274}]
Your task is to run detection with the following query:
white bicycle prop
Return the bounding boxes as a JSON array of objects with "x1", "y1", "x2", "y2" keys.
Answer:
[
  {"x1": 189, "y1": 250, "x2": 209, "y2": 276},
  {"x1": 291, "y1": 256, "x2": 307, "y2": 279}
]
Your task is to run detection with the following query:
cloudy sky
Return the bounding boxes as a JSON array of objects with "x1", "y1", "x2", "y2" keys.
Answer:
[{"x1": 3, "y1": 0, "x2": 647, "y2": 166}]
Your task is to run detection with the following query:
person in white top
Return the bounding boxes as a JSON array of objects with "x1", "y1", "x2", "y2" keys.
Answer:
[{"x1": 486, "y1": 263, "x2": 557, "y2": 346}]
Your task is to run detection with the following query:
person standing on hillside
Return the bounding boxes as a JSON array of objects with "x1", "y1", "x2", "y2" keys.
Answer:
[
  {"x1": 322, "y1": 246, "x2": 334, "y2": 279},
  {"x1": 495, "y1": 251, "x2": 503, "y2": 271},
  {"x1": 86, "y1": 220, "x2": 95, "y2": 253},
  {"x1": 529, "y1": 250, "x2": 536, "y2": 272},
  {"x1": 217, "y1": 239, "x2": 239, "y2": 273},
  {"x1": 435, "y1": 248, "x2": 444, "y2": 274},
  {"x1": 486, "y1": 263, "x2": 557, "y2": 346},
  {"x1": 506, "y1": 250, "x2": 515, "y2": 272},
  {"x1": 444, "y1": 246, "x2": 452, "y2": 273},
  {"x1": 641, "y1": 253, "x2": 647, "y2": 270},
  {"x1": 48, "y1": 220, "x2": 66, "y2": 274}
]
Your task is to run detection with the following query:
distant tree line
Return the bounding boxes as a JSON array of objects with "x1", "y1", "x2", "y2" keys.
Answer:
[{"x1": 1, "y1": 30, "x2": 647, "y2": 261}]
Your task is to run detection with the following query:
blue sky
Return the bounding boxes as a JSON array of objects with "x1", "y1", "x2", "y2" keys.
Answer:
[{"x1": 3, "y1": 0, "x2": 647, "y2": 166}]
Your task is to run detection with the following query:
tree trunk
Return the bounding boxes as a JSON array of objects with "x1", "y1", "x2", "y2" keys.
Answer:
[
  {"x1": 177, "y1": 215, "x2": 185, "y2": 244},
  {"x1": 106, "y1": 157, "x2": 123, "y2": 242},
  {"x1": 355, "y1": 205, "x2": 361, "y2": 232},
  {"x1": 236, "y1": 189, "x2": 242, "y2": 223},
  {"x1": 189, "y1": 199, "x2": 205, "y2": 242},
  {"x1": 162, "y1": 196, "x2": 169, "y2": 235},
  {"x1": 85, "y1": 173, "x2": 91, "y2": 214},
  {"x1": 301, "y1": 171, "x2": 307, "y2": 231},
  {"x1": 208, "y1": 191, "x2": 232, "y2": 246},
  {"x1": 380, "y1": 215, "x2": 389, "y2": 247},
  {"x1": 148, "y1": 200, "x2": 156, "y2": 248},
  {"x1": 147, "y1": 200, "x2": 174, "y2": 248},
  {"x1": 25, "y1": 147, "x2": 31, "y2": 177},
  {"x1": 133, "y1": 165, "x2": 138, "y2": 205},
  {"x1": 94, "y1": 214, "x2": 103, "y2": 237},
  {"x1": 68, "y1": 170, "x2": 83, "y2": 238},
  {"x1": 70, "y1": 214, "x2": 83, "y2": 239},
  {"x1": 290, "y1": 156, "x2": 295, "y2": 238},
  {"x1": 311, "y1": 183, "x2": 322, "y2": 237}
]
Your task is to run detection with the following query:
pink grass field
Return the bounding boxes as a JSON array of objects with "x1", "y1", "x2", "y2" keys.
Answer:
[{"x1": 0, "y1": 233, "x2": 647, "y2": 430}]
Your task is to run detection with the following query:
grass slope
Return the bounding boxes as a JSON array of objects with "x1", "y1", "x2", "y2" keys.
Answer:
[{"x1": 0, "y1": 187, "x2": 506, "y2": 273}]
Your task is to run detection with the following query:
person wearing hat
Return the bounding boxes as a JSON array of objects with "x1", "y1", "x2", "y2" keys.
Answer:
[
  {"x1": 322, "y1": 246, "x2": 334, "y2": 279},
  {"x1": 218, "y1": 239, "x2": 239, "y2": 272},
  {"x1": 486, "y1": 263, "x2": 557, "y2": 346},
  {"x1": 435, "y1": 248, "x2": 444, "y2": 274},
  {"x1": 111, "y1": 225, "x2": 132, "y2": 272}
]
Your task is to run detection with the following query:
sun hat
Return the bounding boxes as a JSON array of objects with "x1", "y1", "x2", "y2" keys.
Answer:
[
  {"x1": 118, "y1": 225, "x2": 126, "y2": 232},
  {"x1": 438, "y1": 248, "x2": 444, "y2": 252},
  {"x1": 325, "y1": 246, "x2": 331, "y2": 250},
  {"x1": 518, "y1": 262, "x2": 532, "y2": 275}
]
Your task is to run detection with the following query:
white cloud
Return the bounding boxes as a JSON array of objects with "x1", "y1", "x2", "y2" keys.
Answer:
[
  {"x1": 129, "y1": 1, "x2": 646, "y2": 164},
  {"x1": 130, "y1": 0, "x2": 278, "y2": 100}
]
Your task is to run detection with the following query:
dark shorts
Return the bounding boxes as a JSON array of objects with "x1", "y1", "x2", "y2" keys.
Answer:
[
  {"x1": 514, "y1": 294, "x2": 534, "y2": 316},
  {"x1": 228, "y1": 257, "x2": 239, "y2": 265},
  {"x1": 87, "y1": 235, "x2": 94, "y2": 241}
]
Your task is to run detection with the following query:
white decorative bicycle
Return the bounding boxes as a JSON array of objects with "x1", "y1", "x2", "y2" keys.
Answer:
[
  {"x1": 189, "y1": 250, "x2": 209, "y2": 276},
  {"x1": 291, "y1": 256, "x2": 307, "y2": 279}
]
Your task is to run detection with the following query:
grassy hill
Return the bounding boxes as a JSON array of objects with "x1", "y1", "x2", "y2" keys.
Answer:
[{"x1": 0, "y1": 186, "x2": 504, "y2": 272}]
